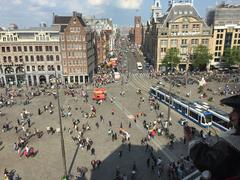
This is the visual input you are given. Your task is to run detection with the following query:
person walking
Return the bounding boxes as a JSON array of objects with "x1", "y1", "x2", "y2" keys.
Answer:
[
  {"x1": 128, "y1": 142, "x2": 131, "y2": 152},
  {"x1": 147, "y1": 158, "x2": 150, "y2": 167},
  {"x1": 118, "y1": 150, "x2": 122, "y2": 158},
  {"x1": 91, "y1": 148, "x2": 95, "y2": 155},
  {"x1": 15, "y1": 126, "x2": 18, "y2": 133},
  {"x1": 129, "y1": 122, "x2": 132, "y2": 128},
  {"x1": 100, "y1": 115, "x2": 104, "y2": 122},
  {"x1": 109, "y1": 121, "x2": 112, "y2": 127},
  {"x1": 95, "y1": 122, "x2": 99, "y2": 129},
  {"x1": 120, "y1": 122, "x2": 123, "y2": 128}
]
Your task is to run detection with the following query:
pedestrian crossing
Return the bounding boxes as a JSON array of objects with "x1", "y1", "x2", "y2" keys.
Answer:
[{"x1": 128, "y1": 72, "x2": 150, "y2": 77}]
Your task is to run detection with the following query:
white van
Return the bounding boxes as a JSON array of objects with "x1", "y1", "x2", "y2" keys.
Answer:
[{"x1": 137, "y1": 62, "x2": 143, "y2": 70}]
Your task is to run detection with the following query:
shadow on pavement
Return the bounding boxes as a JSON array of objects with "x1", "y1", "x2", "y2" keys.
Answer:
[
  {"x1": 68, "y1": 142, "x2": 81, "y2": 175},
  {"x1": 90, "y1": 143, "x2": 162, "y2": 180}
]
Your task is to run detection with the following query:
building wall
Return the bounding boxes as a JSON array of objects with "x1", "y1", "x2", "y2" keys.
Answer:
[
  {"x1": 210, "y1": 25, "x2": 240, "y2": 67},
  {"x1": 134, "y1": 16, "x2": 143, "y2": 47},
  {"x1": 0, "y1": 29, "x2": 62, "y2": 86},
  {"x1": 60, "y1": 16, "x2": 95, "y2": 84}
]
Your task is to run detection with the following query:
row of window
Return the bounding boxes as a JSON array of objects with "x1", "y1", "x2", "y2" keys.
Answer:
[
  {"x1": 61, "y1": 43, "x2": 86, "y2": 50},
  {"x1": 63, "y1": 59, "x2": 86, "y2": 66},
  {"x1": 1, "y1": 45, "x2": 59, "y2": 53},
  {"x1": 68, "y1": 67, "x2": 86, "y2": 74},
  {"x1": 171, "y1": 24, "x2": 200, "y2": 30},
  {"x1": 26, "y1": 65, "x2": 61, "y2": 72},
  {"x1": 61, "y1": 35, "x2": 86, "y2": 41},
  {"x1": 160, "y1": 39, "x2": 209, "y2": 46},
  {"x1": 62, "y1": 51, "x2": 86, "y2": 59},
  {"x1": 2, "y1": 55, "x2": 60, "y2": 63}
]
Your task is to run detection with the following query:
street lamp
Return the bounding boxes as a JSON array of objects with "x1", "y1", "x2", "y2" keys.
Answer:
[
  {"x1": 166, "y1": 59, "x2": 175, "y2": 132},
  {"x1": 54, "y1": 69, "x2": 68, "y2": 179}
]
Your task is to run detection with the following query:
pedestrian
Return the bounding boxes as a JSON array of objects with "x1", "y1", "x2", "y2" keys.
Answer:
[
  {"x1": 114, "y1": 132, "x2": 117, "y2": 140},
  {"x1": 128, "y1": 142, "x2": 131, "y2": 152},
  {"x1": 151, "y1": 164, "x2": 155, "y2": 173},
  {"x1": 147, "y1": 158, "x2": 150, "y2": 167},
  {"x1": 118, "y1": 150, "x2": 122, "y2": 158},
  {"x1": 109, "y1": 121, "x2": 112, "y2": 127},
  {"x1": 38, "y1": 108, "x2": 41, "y2": 115},
  {"x1": 95, "y1": 122, "x2": 99, "y2": 129},
  {"x1": 100, "y1": 115, "x2": 104, "y2": 122},
  {"x1": 91, "y1": 160, "x2": 96, "y2": 169},
  {"x1": 96, "y1": 160, "x2": 101, "y2": 168},
  {"x1": 120, "y1": 122, "x2": 123, "y2": 128},
  {"x1": 91, "y1": 148, "x2": 95, "y2": 155},
  {"x1": 15, "y1": 126, "x2": 18, "y2": 133},
  {"x1": 116, "y1": 166, "x2": 120, "y2": 178},
  {"x1": 112, "y1": 133, "x2": 115, "y2": 141},
  {"x1": 27, "y1": 119, "x2": 31, "y2": 128},
  {"x1": 17, "y1": 119, "x2": 20, "y2": 126},
  {"x1": 111, "y1": 109, "x2": 114, "y2": 115},
  {"x1": 157, "y1": 167, "x2": 161, "y2": 178},
  {"x1": 145, "y1": 144, "x2": 149, "y2": 152},
  {"x1": 132, "y1": 161, "x2": 137, "y2": 171},
  {"x1": 87, "y1": 144, "x2": 91, "y2": 151},
  {"x1": 128, "y1": 122, "x2": 131, "y2": 128}
]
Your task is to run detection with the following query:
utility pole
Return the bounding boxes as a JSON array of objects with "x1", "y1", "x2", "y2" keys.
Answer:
[
  {"x1": 166, "y1": 59, "x2": 174, "y2": 131},
  {"x1": 55, "y1": 70, "x2": 68, "y2": 179}
]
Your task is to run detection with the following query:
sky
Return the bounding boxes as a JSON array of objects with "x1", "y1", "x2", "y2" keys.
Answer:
[{"x1": 0, "y1": 0, "x2": 240, "y2": 28}]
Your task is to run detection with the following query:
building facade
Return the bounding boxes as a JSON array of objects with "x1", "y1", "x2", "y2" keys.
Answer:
[
  {"x1": 53, "y1": 12, "x2": 95, "y2": 84},
  {"x1": 84, "y1": 17, "x2": 116, "y2": 65},
  {"x1": 0, "y1": 26, "x2": 62, "y2": 86},
  {"x1": 145, "y1": 0, "x2": 212, "y2": 71},
  {"x1": 208, "y1": 3, "x2": 240, "y2": 68},
  {"x1": 134, "y1": 16, "x2": 143, "y2": 48}
]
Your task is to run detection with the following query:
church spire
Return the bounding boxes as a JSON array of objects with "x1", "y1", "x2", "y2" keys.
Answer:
[{"x1": 151, "y1": 0, "x2": 163, "y2": 21}]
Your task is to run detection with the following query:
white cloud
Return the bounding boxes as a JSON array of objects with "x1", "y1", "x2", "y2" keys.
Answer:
[
  {"x1": 87, "y1": 0, "x2": 108, "y2": 6},
  {"x1": 13, "y1": 0, "x2": 22, "y2": 5},
  {"x1": 64, "y1": 0, "x2": 107, "y2": 16},
  {"x1": 30, "y1": 0, "x2": 57, "y2": 8},
  {"x1": 116, "y1": 0, "x2": 143, "y2": 9}
]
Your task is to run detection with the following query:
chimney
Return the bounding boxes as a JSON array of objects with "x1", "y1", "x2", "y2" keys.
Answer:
[{"x1": 73, "y1": 11, "x2": 77, "y2": 17}]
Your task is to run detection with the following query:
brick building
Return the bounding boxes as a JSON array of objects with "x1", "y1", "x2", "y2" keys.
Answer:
[
  {"x1": 53, "y1": 11, "x2": 95, "y2": 84},
  {"x1": 134, "y1": 16, "x2": 143, "y2": 48}
]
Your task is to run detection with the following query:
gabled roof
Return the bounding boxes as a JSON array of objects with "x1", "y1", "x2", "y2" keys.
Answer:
[
  {"x1": 53, "y1": 15, "x2": 86, "y2": 27},
  {"x1": 53, "y1": 16, "x2": 71, "y2": 25},
  {"x1": 163, "y1": 4, "x2": 204, "y2": 26}
]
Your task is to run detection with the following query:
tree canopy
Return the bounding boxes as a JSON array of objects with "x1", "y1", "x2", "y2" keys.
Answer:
[
  {"x1": 222, "y1": 47, "x2": 240, "y2": 66},
  {"x1": 162, "y1": 48, "x2": 180, "y2": 69},
  {"x1": 192, "y1": 45, "x2": 212, "y2": 71}
]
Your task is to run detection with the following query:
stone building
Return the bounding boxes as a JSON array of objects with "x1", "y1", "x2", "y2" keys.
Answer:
[
  {"x1": 207, "y1": 3, "x2": 240, "y2": 68},
  {"x1": 0, "y1": 26, "x2": 62, "y2": 86},
  {"x1": 84, "y1": 17, "x2": 116, "y2": 65},
  {"x1": 144, "y1": 0, "x2": 212, "y2": 71},
  {"x1": 134, "y1": 16, "x2": 143, "y2": 48}
]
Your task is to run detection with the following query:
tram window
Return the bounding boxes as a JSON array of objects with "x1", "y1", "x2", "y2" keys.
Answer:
[
  {"x1": 201, "y1": 117, "x2": 205, "y2": 124},
  {"x1": 182, "y1": 107, "x2": 187, "y2": 114},
  {"x1": 189, "y1": 110, "x2": 199, "y2": 121},
  {"x1": 150, "y1": 89, "x2": 156, "y2": 96},
  {"x1": 212, "y1": 115, "x2": 230, "y2": 129},
  {"x1": 166, "y1": 97, "x2": 169, "y2": 103},
  {"x1": 160, "y1": 94, "x2": 164, "y2": 100},
  {"x1": 173, "y1": 102, "x2": 178, "y2": 109},
  {"x1": 205, "y1": 114, "x2": 212, "y2": 123}
]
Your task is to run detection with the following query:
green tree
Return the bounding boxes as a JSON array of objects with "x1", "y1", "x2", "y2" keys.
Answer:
[
  {"x1": 192, "y1": 45, "x2": 212, "y2": 71},
  {"x1": 222, "y1": 47, "x2": 240, "y2": 65},
  {"x1": 162, "y1": 48, "x2": 180, "y2": 69}
]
